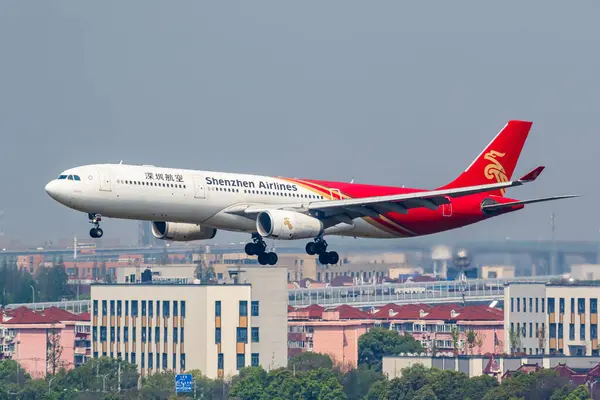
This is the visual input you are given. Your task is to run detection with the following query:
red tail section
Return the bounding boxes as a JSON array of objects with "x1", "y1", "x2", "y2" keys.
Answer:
[{"x1": 441, "y1": 120, "x2": 533, "y2": 196}]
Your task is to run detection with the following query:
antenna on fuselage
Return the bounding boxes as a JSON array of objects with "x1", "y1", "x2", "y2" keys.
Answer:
[
  {"x1": 119, "y1": 160, "x2": 123, "y2": 164},
  {"x1": 350, "y1": 177, "x2": 354, "y2": 184}
]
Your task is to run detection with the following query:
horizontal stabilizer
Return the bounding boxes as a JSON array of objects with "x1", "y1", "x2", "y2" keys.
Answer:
[{"x1": 481, "y1": 195, "x2": 580, "y2": 212}]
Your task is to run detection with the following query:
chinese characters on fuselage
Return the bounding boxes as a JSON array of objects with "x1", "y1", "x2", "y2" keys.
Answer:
[{"x1": 144, "y1": 172, "x2": 184, "y2": 183}]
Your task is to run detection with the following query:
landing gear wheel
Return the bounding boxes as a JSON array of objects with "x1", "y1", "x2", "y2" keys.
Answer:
[
  {"x1": 88, "y1": 213, "x2": 103, "y2": 238},
  {"x1": 306, "y1": 242, "x2": 317, "y2": 255},
  {"x1": 267, "y1": 252, "x2": 278, "y2": 266},
  {"x1": 328, "y1": 251, "x2": 339, "y2": 265},
  {"x1": 258, "y1": 253, "x2": 268, "y2": 265},
  {"x1": 245, "y1": 243, "x2": 256, "y2": 256},
  {"x1": 319, "y1": 252, "x2": 330, "y2": 265}
]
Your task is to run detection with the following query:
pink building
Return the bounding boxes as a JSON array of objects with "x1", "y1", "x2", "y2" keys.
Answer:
[
  {"x1": 0, "y1": 307, "x2": 90, "y2": 378},
  {"x1": 288, "y1": 303, "x2": 504, "y2": 370}
]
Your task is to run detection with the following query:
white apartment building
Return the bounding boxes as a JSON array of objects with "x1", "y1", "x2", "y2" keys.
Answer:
[
  {"x1": 505, "y1": 282, "x2": 600, "y2": 356},
  {"x1": 90, "y1": 266, "x2": 287, "y2": 379}
]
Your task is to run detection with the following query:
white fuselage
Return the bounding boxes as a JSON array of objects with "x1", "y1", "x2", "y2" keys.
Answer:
[{"x1": 44, "y1": 164, "x2": 393, "y2": 239}]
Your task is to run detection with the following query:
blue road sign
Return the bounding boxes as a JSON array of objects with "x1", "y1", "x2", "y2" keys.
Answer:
[{"x1": 175, "y1": 373, "x2": 193, "y2": 393}]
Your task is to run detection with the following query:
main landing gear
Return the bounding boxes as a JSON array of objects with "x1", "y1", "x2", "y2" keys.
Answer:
[
  {"x1": 245, "y1": 233, "x2": 278, "y2": 266},
  {"x1": 88, "y1": 213, "x2": 104, "y2": 238},
  {"x1": 306, "y1": 237, "x2": 339, "y2": 265}
]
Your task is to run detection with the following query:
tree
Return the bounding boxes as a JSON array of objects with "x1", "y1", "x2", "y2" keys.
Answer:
[
  {"x1": 509, "y1": 329, "x2": 522, "y2": 355},
  {"x1": 537, "y1": 325, "x2": 547, "y2": 354},
  {"x1": 451, "y1": 325, "x2": 461, "y2": 355},
  {"x1": 365, "y1": 379, "x2": 390, "y2": 400},
  {"x1": 289, "y1": 353, "x2": 334, "y2": 373},
  {"x1": 341, "y1": 368, "x2": 384, "y2": 400},
  {"x1": 46, "y1": 327, "x2": 63, "y2": 375},
  {"x1": 358, "y1": 328, "x2": 425, "y2": 372},
  {"x1": 564, "y1": 385, "x2": 591, "y2": 400},
  {"x1": 466, "y1": 330, "x2": 476, "y2": 355},
  {"x1": 475, "y1": 332, "x2": 486, "y2": 355}
]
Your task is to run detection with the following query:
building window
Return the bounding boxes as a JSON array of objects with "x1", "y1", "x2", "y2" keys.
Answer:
[
  {"x1": 578, "y1": 298, "x2": 585, "y2": 314},
  {"x1": 173, "y1": 327, "x2": 178, "y2": 344},
  {"x1": 133, "y1": 327, "x2": 137, "y2": 342},
  {"x1": 110, "y1": 301, "x2": 115, "y2": 317},
  {"x1": 125, "y1": 300, "x2": 129, "y2": 316},
  {"x1": 542, "y1": 298, "x2": 545, "y2": 313},
  {"x1": 132, "y1": 301, "x2": 138, "y2": 317},
  {"x1": 529, "y1": 323, "x2": 533, "y2": 338},
  {"x1": 181, "y1": 301, "x2": 186, "y2": 318},
  {"x1": 142, "y1": 301, "x2": 147, "y2": 317},
  {"x1": 237, "y1": 327, "x2": 248, "y2": 343},
  {"x1": 142, "y1": 328, "x2": 147, "y2": 343},
  {"x1": 592, "y1": 325, "x2": 598, "y2": 340},
  {"x1": 102, "y1": 300, "x2": 107, "y2": 316},
  {"x1": 215, "y1": 328, "x2": 221, "y2": 344},
  {"x1": 511, "y1": 322, "x2": 514, "y2": 333},
  {"x1": 580, "y1": 324, "x2": 586, "y2": 340},
  {"x1": 117, "y1": 327, "x2": 121, "y2": 342},
  {"x1": 156, "y1": 353, "x2": 160, "y2": 369},
  {"x1": 173, "y1": 301, "x2": 178, "y2": 317},
  {"x1": 559, "y1": 298, "x2": 565, "y2": 314},
  {"x1": 523, "y1": 297, "x2": 527, "y2": 312},
  {"x1": 558, "y1": 323, "x2": 563, "y2": 339},
  {"x1": 164, "y1": 327, "x2": 168, "y2": 342},
  {"x1": 131, "y1": 352, "x2": 136, "y2": 365},
  {"x1": 181, "y1": 327, "x2": 185, "y2": 343},
  {"x1": 236, "y1": 354, "x2": 245, "y2": 370},
  {"x1": 251, "y1": 301, "x2": 259, "y2": 317},
  {"x1": 110, "y1": 327, "x2": 115, "y2": 342},
  {"x1": 591, "y1": 299, "x2": 598, "y2": 314},
  {"x1": 549, "y1": 323, "x2": 556, "y2": 339},
  {"x1": 511, "y1": 298, "x2": 514, "y2": 313},
  {"x1": 529, "y1": 298, "x2": 533, "y2": 313},
  {"x1": 124, "y1": 327, "x2": 129, "y2": 342},
  {"x1": 239, "y1": 301, "x2": 248, "y2": 317},
  {"x1": 251, "y1": 353, "x2": 259, "y2": 367},
  {"x1": 100, "y1": 327, "x2": 107, "y2": 342},
  {"x1": 548, "y1": 298, "x2": 555, "y2": 314},
  {"x1": 163, "y1": 301, "x2": 170, "y2": 317},
  {"x1": 162, "y1": 353, "x2": 168, "y2": 369},
  {"x1": 148, "y1": 326, "x2": 152, "y2": 343},
  {"x1": 117, "y1": 300, "x2": 122, "y2": 317},
  {"x1": 570, "y1": 324, "x2": 575, "y2": 340},
  {"x1": 141, "y1": 353, "x2": 145, "y2": 368},
  {"x1": 149, "y1": 353, "x2": 153, "y2": 369},
  {"x1": 215, "y1": 301, "x2": 221, "y2": 317},
  {"x1": 517, "y1": 298, "x2": 521, "y2": 312},
  {"x1": 173, "y1": 354, "x2": 177, "y2": 371},
  {"x1": 181, "y1": 353, "x2": 186, "y2": 370},
  {"x1": 93, "y1": 300, "x2": 98, "y2": 316},
  {"x1": 156, "y1": 301, "x2": 160, "y2": 317},
  {"x1": 251, "y1": 327, "x2": 259, "y2": 343},
  {"x1": 218, "y1": 354, "x2": 224, "y2": 370},
  {"x1": 149, "y1": 301, "x2": 153, "y2": 317},
  {"x1": 571, "y1": 298, "x2": 575, "y2": 314},
  {"x1": 536, "y1": 298, "x2": 539, "y2": 313},
  {"x1": 155, "y1": 327, "x2": 160, "y2": 343}
]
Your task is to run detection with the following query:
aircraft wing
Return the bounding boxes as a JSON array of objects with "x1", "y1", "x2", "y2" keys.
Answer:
[
  {"x1": 481, "y1": 195, "x2": 580, "y2": 212},
  {"x1": 229, "y1": 166, "x2": 547, "y2": 220}
]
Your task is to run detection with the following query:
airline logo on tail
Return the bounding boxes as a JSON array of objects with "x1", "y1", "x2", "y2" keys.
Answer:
[
  {"x1": 484, "y1": 150, "x2": 508, "y2": 195},
  {"x1": 284, "y1": 217, "x2": 293, "y2": 230}
]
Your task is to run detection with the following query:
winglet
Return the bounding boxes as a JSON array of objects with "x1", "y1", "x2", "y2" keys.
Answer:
[{"x1": 518, "y1": 166, "x2": 545, "y2": 182}]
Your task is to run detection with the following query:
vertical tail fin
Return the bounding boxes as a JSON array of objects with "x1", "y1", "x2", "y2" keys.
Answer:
[{"x1": 440, "y1": 120, "x2": 533, "y2": 196}]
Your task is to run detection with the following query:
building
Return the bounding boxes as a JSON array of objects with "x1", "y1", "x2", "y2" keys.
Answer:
[
  {"x1": 504, "y1": 282, "x2": 600, "y2": 356},
  {"x1": 0, "y1": 307, "x2": 90, "y2": 378},
  {"x1": 382, "y1": 353, "x2": 600, "y2": 384},
  {"x1": 138, "y1": 221, "x2": 161, "y2": 247},
  {"x1": 90, "y1": 267, "x2": 287, "y2": 379},
  {"x1": 288, "y1": 303, "x2": 504, "y2": 370},
  {"x1": 116, "y1": 264, "x2": 197, "y2": 284}
]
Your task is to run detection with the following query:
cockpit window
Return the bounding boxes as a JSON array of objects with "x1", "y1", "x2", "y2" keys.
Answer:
[
  {"x1": 58, "y1": 175, "x2": 67, "y2": 180},
  {"x1": 68, "y1": 175, "x2": 74, "y2": 180},
  {"x1": 74, "y1": 175, "x2": 81, "y2": 181}
]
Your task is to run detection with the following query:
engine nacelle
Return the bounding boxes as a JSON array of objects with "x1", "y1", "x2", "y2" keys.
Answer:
[
  {"x1": 151, "y1": 221, "x2": 217, "y2": 242},
  {"x1": 256, "y1": 210, "x2": 323, "y2": 240}
]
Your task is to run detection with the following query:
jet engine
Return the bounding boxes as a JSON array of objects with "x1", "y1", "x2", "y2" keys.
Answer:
[
  {"x1": 256, "y1": 210, "x2": 323, "y2": 240},
  {"x1": 151, "y1": 221, "x2": 217, "y2": 241}
]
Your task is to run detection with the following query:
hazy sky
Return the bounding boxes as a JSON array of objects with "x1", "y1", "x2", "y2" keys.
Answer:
[{"x1": 0, "y1": 1, "x2": 598, "y2": 247}]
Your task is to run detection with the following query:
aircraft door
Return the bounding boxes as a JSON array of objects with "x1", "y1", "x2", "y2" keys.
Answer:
[
  {"x1": 442, "y1": 203, "x2": 452, "y2": 217},
  {"x1": 98, "y1": 168, "x2": 112, "y2": 192},
  {"x1": 330, "y1": 188, "x2": 342, "y2": 200},
  {"x1": 193, "y1": 176, "x2": 206, "y2": 199}
]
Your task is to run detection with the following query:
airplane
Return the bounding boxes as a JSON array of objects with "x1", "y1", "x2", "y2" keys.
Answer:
[{"x1": 44, "y1": 120, "x2": 578, "y2": 266}]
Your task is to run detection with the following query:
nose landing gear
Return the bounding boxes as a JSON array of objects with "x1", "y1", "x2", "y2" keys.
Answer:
[
  {"x1": 306, "y1": 237, "x2": 339, "y2": 265},
  {"x1": 88, "y1": 213, "x2": 103, "y2": 238},
  {"x1": 245, "y1": 233, "x2": 278, "y2": 265}
]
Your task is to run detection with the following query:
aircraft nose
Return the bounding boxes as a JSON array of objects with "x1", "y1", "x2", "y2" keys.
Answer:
[{"x1": 45, "y1": 180, "x2": 60, "y2": 200}]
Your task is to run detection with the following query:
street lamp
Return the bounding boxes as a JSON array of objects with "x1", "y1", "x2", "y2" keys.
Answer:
[
  {"x1": 453, "y1": 249, "x2": 471, "y2": 307},
  {"x1": 30, "y1": 285, "x2": 35, "y2": 309}
]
